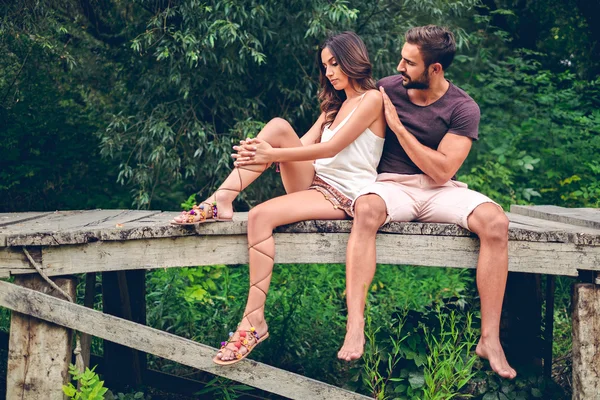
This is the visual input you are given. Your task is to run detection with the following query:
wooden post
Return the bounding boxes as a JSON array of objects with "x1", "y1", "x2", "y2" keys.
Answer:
[
  {"x1": 6, "y1": 274, "x2": 76, "y2": 400},
  {"x1": 572, "y1": 282, "x2": 600, "y2": 400},
  {"x1": 80, "y1": 272, "x2": 96, "y2": 370},
  {"x1": 102, "y1": 270, "x2": 147, "y2": 389},
  {"x1": 501, "y1": 272, "x2": 543, "y2": 370},
  {"x1": 543, "y1": 275, "x2": 555, "y2": 379}
]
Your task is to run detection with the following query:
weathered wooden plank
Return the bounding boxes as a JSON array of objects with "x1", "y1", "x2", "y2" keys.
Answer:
[
  {"x1": 80, "y1": 272, "x2": 96, "y2": 372},
  {"x1": 0, "y1": 247, "x2": 42, "y2": 277},
  {"x1": 5, "y1": 210, "x2": 600, "y2": 247},
  {"x1": 29, "y1": 233, "x2": 597, "y2": 277},
  {"x1": 4, "y1": 210, "x2": 162, "y2": 247},
  {"x1": 572, "y1": 283, "x2": 600, "y2": 400},
  {"x1": 507, "y1": 213, "x2": 600, "y2": 246},
  {"x1": 0, "y1": 212, "x2": 56, "y2": 246},
  {"x1": 511, "y1": 205, "x2": 600, "y2": 230},
  {"x1": 6, "y1": 275, "x2": 76, "y2": 400},
  {"x1": 0, "y1": 281, "x2": 369, "y2": 400},
  {"x1": 0, "y1": 212, "x2": 54, "y2": 228}
]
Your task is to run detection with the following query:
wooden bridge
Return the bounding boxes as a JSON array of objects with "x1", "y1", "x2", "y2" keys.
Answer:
[{"x1": 0, "y1": 205, "x2": 598, "y2": 399}]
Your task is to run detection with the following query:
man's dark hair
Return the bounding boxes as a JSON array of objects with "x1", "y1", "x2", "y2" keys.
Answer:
[{"x1": 405, "y1": 25, "x2": 456, "y2": 70}]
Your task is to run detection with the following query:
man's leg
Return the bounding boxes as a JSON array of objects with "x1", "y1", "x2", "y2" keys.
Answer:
[
  {"x1": 337, "y1": 194, "x2": 387, "y2": 361},
  {"x1": 467, "y1": 202, "x2": 517, "y2": 379}
]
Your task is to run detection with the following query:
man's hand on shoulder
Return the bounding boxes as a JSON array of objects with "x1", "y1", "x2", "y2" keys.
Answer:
[{"x1": 380, "y1": 87, "x2": 405, "y2": 135}]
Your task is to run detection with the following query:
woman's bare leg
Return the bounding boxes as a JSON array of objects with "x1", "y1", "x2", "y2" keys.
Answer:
[
  {"x1": 174, "y1": 118, "x2": 314, "y2": 223},
  {"x1": 216, "y1": 189, "x2": 347, "y2": 361}
]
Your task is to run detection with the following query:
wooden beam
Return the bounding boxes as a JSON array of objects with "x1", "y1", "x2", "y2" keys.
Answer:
[
  {"x1": 0, "y1": 247, "x2": 42, "y2": 277},
  {"x1": 0, "y1": 212, "x2": 53, "y2": 228},
  {"x1": 80, "y1": 272, "x2": 96, "y2": 370},
  {"x1": 0, "y1": 281, "x2": 369, "y2": 400},
  {"x1": 31, "y1": 234, "x2": 598, "y2": 277},
  {"x1": 572, "y1": 283, "x2": 600, "y2": 400},
  {"x1": 102, "y1": 270, "x2": 147, "y2": 389},
  {"x1": 1, "y1": 210, "x2": 162, "y2": 247},
  {"x1": 501, "y1": 272, "x2": 543, "y2": 370},
  {"x1": 544, "y1": 275, "x2": 556, "y2": 379},
  {"x1": 511, "y1": 205, "x2": 600, "y2": 230},
  {"x1": 4, "y1": 210, "x2": 600, "y2": 248},
  {"x1": 6, "y1": 275, "x2": 76, "y2": 400}
]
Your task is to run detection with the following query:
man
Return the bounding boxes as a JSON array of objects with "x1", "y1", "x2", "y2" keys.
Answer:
[{"x1": 337, "y1": 25, "x2": 516, "y2": 379}]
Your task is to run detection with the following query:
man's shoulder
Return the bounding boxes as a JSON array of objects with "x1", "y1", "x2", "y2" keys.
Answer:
[
  {"x1": 377, "y1": 75, "x2": 403, "y2": 89},
  {"x1": 448, "y1": 82, "x2": 479, "y2": 109}
]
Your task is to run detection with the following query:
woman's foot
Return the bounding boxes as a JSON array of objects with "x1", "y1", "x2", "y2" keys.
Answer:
[
  {"x1": 207, "y1": 190, "x2": 234, "y2": 221},
  {"x1": 214, "y1": 318, "x2": 269, "y2": 364},
  {"x1": 171, "y1": 190, "x2": 235, "y2": 224}
]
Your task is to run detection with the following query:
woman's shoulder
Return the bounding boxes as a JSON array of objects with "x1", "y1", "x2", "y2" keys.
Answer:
[{"x1": 360, "y1": 89, "x2": 383, "y2": 107}]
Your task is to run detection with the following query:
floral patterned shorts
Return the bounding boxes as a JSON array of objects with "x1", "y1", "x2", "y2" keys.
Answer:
[{"x1": 308, "y1": 175, "x2": 354, "y2": 217}]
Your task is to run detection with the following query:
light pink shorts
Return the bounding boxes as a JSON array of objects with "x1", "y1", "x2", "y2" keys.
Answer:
[{"x1": 355, "y1": 173, "x2": 501, "y2": 231}]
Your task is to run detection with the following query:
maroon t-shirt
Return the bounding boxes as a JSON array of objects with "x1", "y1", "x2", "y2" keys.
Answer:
[{"x1": 377, "y1": 75, "x2": 480, "y2": 177}]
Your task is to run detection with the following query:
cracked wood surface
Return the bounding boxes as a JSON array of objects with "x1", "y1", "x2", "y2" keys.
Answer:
[
  {"x1": 572, "y1": 283, "x2": 600, "y2": 400},
  {"x1": 0, "y1": 207, "x2": 599, "y2": 247},
  {"x1": 6, "y1": 276, "x2": 76, "y2": 400}
]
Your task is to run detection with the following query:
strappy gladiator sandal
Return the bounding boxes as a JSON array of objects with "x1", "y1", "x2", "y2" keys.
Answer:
[
  {"x1": 171, "y1": 165, "x2": 269, "y2": 225},
  {"x1": 213, "y1": 235, "x2": 274, "y2": 365},
  {"x1": 212, "y1": 322, "x2": 270, "y2": 366}
]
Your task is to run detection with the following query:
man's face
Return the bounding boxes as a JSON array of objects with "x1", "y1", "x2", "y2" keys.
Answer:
[{"x1": 397, "y1": 42, "x2": 430, "y2": 89}]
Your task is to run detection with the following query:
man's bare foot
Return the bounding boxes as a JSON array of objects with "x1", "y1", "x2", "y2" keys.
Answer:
[
  {"x1": 476, "y1": 336, "x2": 517, "y2": 379},
  {"x1": 215, "y1": 318, "x2": 268, "y2": 362},
  {"x1": 337, "y1": 326, "x2": 365, "y2": 361}
]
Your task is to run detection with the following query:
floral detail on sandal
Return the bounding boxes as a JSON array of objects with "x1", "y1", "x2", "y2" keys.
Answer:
[{"x1": 213, "y1": 326, "x2": 269, "y2": 365}]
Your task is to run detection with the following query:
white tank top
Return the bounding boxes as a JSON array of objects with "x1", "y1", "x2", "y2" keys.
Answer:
[{"x1": 313, "y1": 94, "x2": 385, "y2": 200}]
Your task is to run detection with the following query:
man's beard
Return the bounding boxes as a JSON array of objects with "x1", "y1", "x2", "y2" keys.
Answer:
[{"x1": 401, "y1": 68, "x2": 430, "y2": 89}]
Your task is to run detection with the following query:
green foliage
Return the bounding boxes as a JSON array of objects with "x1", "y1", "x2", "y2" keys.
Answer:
[
  {"x1": 194, "y1": 376, "x2": 254, "y2": 399},
  {"x1": 146, "y1": 263, "x2": 478, "y2": 398},
  {"x1": 422, "y1": 311, "x2": 478, "y2": 399},
  {"x1": 453, "y1": 13, "x2": 600, "y2": 210},
  {"x1": 98, "y1": 0, "x2": 480, "y2": 208},
  {"x1": 62, "y1": 364, "x2": 108, "y2": 400},
  {"x1": 0, "y1": 1, "x2": 133, "y2": 211},
  {"x1": 356, "y1": 301, "x2": 478, "y2": 399},
  {"x1": 475, "y1": 372, "x2": 565, "y2": 400},
  {"x1": 105, "y1": 391, "x2": 148, "y2": 400}
]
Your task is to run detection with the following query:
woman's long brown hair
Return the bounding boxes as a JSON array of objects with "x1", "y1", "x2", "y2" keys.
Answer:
[{"x1": 318, "y1": 31, "x2": 376, "y2": 134}]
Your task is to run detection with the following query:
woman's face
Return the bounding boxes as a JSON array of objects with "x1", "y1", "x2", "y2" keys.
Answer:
[{"x1": 321, "y1": 47, "x2": 349, "y2": 91}]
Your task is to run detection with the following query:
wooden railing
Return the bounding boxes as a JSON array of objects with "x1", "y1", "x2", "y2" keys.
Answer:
[{"x1": 0, "y1": 205, "x2": 598, "y2": 399}]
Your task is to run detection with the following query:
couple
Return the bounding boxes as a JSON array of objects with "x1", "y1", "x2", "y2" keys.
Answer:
[{"x1": 172, "y1": 25, "x2": 516, "y2": 379}]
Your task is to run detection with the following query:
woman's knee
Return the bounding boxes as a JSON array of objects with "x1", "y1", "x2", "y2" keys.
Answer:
[
  {"x1": 353, "y1": 195, "x2": 387, "y2": 231},
  {"x1": 248, "y1": 205, "x2": 269, "y2": 227},
  {"x1": 265, "y1": 117, "x2": 293, "y2": 134}
]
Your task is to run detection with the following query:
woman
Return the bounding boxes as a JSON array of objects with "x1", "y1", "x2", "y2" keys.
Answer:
[{"x1": 172, "y1": 31, "x2": 386, "y2": 365}]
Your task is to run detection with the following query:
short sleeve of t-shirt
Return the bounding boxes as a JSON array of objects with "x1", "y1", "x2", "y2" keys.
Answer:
[{"x1": 449, "y1": 100, "x2": 480, "y2": 141}]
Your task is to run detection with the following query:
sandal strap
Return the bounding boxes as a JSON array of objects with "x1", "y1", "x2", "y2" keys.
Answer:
[
  {"x1": 242, "y1": 235, "x2": 273, "y2": 311},
  {"x1": 210, "y1": 165, "x2": 270, "y2": 219}
]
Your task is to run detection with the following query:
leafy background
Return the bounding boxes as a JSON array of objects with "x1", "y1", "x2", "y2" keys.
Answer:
[{"x1": 1, "y1": 0, "x2": 599, "y2": 399}]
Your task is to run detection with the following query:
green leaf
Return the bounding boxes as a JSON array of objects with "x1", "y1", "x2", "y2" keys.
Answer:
[{"x1": 408, "y1": 371, "x2": 424, "y2": 388}]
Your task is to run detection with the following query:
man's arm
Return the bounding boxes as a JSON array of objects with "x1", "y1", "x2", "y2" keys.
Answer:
[{"x1": 380, "y1": 87, "x2": 473, "y2": 184}]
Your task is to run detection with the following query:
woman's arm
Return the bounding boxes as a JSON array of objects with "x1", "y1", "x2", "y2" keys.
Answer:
[
  {"x1": 237, "y1": 90, "x2": 383, "y2": 165},
  {"x1": 299, "y1": 112, "x2": 326, "y2": 146}
]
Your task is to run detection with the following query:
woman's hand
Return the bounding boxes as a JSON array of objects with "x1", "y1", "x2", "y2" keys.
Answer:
[{"x1": 232, "y1": 138, "x2": 274, "y2": 166}]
